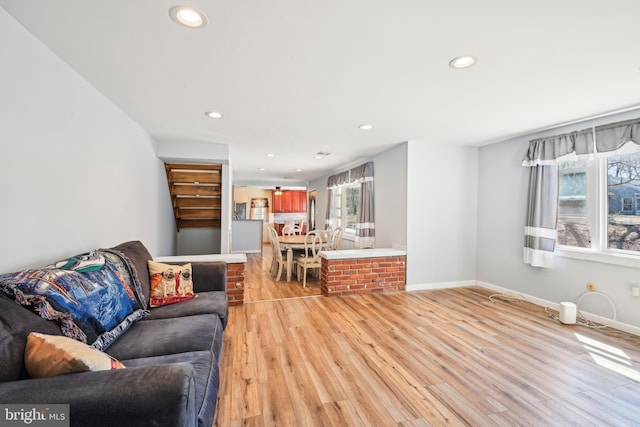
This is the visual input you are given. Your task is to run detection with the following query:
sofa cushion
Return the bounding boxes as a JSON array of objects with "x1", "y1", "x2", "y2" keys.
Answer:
[
  {"x1": 145, "y1": 291, "x2": 228, "y2": 327},
  {"x1": 0, "y1": 249, "x2": 146, "y2": 351},
  {"x1": 106, "y1": 314, "x2": 223, "y2": 361},
  {"x1": 0, "y1": 294, "x2": 63, "y2": 382},
  {"x1": 148, "y1": 261, "x2": 195, "y2": 307},
  {"x1": 123, "y1": 350, "x2": 221, "y2": 427},
  {"x1": 25, "y1": 332, "x2": 125, "y2": 378}
]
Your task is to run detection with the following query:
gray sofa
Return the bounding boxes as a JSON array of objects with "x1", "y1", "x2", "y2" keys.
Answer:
[{"x1": 0, "y1": 240, "x2": 228, "y2": 427}]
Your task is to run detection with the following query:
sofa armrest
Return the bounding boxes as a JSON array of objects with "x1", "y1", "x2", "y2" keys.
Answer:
[
  {"x1": 190, "y1": 262, "x2": 227, "y2": 293},
  {"x1": 0, "y1": 363, "x2": 196, "y2": 427}
]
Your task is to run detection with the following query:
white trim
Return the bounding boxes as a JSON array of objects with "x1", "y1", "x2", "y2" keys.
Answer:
[
  {"x1": 407, "y1": 280, "x2": 640, "y2": 336},
  {"x1": 341, "y1": 231, "x2": 356, "y2": 242},
  {"x1": 320, "y1": 248, "x2": 406, "y2": 260},
  {"x1": 154, "y1": 253, "x2": 247, "y2": 264},
  {"x1": 406, "y1": 280, "x2": 477, "y2": 292},
  {"x1": 555, "y1": 247, "x2": 640, "y2": 268},
  {"x1": 476, "y1": 281, "x2": 640, "y2": 337}
]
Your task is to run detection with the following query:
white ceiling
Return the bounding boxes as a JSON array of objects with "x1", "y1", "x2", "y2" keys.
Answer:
[{"x1": 3, "y1": 0, "x2": 640, "y2": 185}]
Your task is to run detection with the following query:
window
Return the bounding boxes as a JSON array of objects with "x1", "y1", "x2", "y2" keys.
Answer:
[
  {"x1": 607, "y1": 153, "x2": 640, "y2": 252},
  {"x1": 325, "y1": 161, "x2": 375, "y2": 248},
  {"x1": 557, "y1": 161, "x2": 591, "y2": 248},
  {"x1": 557, "y1": 152, "x2": 640, "y2": 255},
  {"x1": 344, "y1": 185, "x2": 359, "y2": 231},
  {"x1": 331, "y1": 184, "x2": 360, "y2": 233}
]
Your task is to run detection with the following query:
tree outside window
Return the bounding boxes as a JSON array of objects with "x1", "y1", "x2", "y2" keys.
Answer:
[
  {"x1": 558, "y1": 152, "x2": 640, "y2": 253},
  {"x1": 331, "y1": 184, "x2": 360, "y2": 233},
  {"x1": 607, "y1": 153, "x2": 640, "y2": 251}
]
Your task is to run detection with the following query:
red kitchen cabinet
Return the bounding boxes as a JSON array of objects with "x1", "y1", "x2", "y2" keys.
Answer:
[
  {"x1": 282, "y1": 191, "x2": 294, "y2": 212},
  {"x1": 292, "y1": 190, "x2": 307, "y2": 212},
  {"x1": 272, "y1": 192, "x2": 284, "y2": 212},
  {"x1": 272, "y1": 190, "x2": 307, "y2": 213}
]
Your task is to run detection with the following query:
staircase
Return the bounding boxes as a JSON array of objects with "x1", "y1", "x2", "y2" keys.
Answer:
[{"x1": 164, "y1": 163, "x2": 222, "y2": 230}]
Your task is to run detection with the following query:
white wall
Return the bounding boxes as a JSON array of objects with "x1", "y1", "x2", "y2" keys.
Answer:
[
  {"x1": 176, "y1": 228, "x2": 222, "y2": 255},
  {"x1": 406, "y1": 141, "x2": 478, "y2": 285},
  {"x1": 477, "y1": 110, "x2": 640, "y2": 329},
  {"x1": 0, "y1": 9, "x2": 175, "y2": 271},
  {"x1": 374, "y1": 143, "x2": 408, "y2": 249},
  {"x1": 309, "y1": 143, "x2": 408, "y2": 250}
]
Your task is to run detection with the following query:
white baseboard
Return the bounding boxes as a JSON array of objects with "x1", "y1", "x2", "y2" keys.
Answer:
[
  {"x1": 406, "y1": 280, "x2": 477, "y2": 292},
  {"x1": 406, "y1": 280, "x2": 640, "y2": 337},
  {"x1": 476, "y1": 281, "x2": 640, "y2": 337}
]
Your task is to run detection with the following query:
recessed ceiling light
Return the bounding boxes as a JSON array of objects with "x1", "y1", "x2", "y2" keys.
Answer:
[
  {"x1": 266, "y1": 153, "x2": 275, "y2": 158},
  {"x1": 449, "y1": 55, "x2": 477, "y2": 69},
  {"x1": 295, "y1": 168, "x2": 302, "y2": 172},
  {"x1": 314, "y1": 155, "x2": 323, "y2": 160},
  {"x1": 258, "y1": 168, "x2": 266, "y2": 171},
  {"x1": 205, "y1": 111, "x2": 223, "y2": 119},
  {"x1": 359, "y1": 124, "x2": 374, "y2": 130},
  {"x1": 169, "y1": 6, "x2": 208, "y2": 28}
]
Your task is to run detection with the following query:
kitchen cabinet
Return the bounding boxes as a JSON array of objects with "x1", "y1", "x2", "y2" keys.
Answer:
[
  {"x1": 272, "y1": 193, "x2": 284, "y2": 212},
  {"x1": 272, "y1": 190, "x2": 307, "y2": 213}
]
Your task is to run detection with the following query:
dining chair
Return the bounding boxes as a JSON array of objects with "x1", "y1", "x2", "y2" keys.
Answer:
[
  {"x1": 282, "y1": 220, "x2": 297, "y2": 235},
  {"x1": 294, "y1": 231, "x2": 323, "y2": 288},
  {"x1": 268, "y1": 227, "x2": 286, "y2": 281},
  {"x1": 282, "y1": 224, "x2": 297, "y2": 235},
  {"x1": 329, "y1": 226, "x2": 343, "y2": 250}
]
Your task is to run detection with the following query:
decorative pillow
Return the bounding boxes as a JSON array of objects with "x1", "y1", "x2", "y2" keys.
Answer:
[
  {"x1": 25, "y1": 332, "x2": 125, "y2": 378},
  {"x1": 0, "y1": 249, "x2": 148, "y2": 351},
  {"x1": 147, "y1": 261, "x2": 195, "y2": 307}
]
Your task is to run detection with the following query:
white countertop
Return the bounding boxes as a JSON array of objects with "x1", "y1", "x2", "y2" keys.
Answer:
[
  {"x1": 154, "y1": 253, "x2": 247, "y2": 264},
  {"x1": 320, "y1": 248, "x2": 406, "y2": 260}
]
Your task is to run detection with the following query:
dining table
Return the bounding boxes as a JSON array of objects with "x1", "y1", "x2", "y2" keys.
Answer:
[{"x1": 278, "y1": 233, "x2": 328, "y2": 282}]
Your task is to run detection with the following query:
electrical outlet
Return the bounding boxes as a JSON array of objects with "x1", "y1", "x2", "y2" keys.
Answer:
[{"x1": 586, "y1": 282, "x2": 597, "y2": 292}]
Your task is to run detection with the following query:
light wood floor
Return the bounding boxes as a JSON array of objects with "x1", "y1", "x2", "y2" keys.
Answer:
[
  {"x1": 214, "y1": 251, "x2": 640, "y2": 426},
  {"x1": 243, "y1": 244, "x2": 322, "y2": 303}
]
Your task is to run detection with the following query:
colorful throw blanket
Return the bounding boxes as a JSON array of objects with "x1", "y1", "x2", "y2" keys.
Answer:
[{"x1": 0, "y1": 249, "x2": 148, "y2": 351}]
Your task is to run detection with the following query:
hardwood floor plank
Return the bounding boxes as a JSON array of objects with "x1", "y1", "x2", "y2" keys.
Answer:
[
  {"x1": 214, "y1": 250, "x2": 640, "y2": 426},
  {"x1": 322, "y1": 400, "x2": 368, "y2": 427},
  {"x1": 257, "y1": 368, "x2": 297, "y2": 427},
  {"x1": 275, "y1": 327, "x2": 334, "y2": 426}
]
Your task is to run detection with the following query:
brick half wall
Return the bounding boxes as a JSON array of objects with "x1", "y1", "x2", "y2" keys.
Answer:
[
  {"x1": 320, "y1": 255, "x2": 406, "y2": 297},
  {"x1": 226, "y1": 263, "x2": 245, "y2": 306}
]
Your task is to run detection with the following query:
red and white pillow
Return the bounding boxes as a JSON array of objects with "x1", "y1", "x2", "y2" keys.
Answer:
[{"x1": 147, "y1": 261, "x2": 195, "y2": 307}]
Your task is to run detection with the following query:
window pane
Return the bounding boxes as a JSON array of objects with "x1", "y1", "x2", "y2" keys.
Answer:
[
  {"x1": 332, "y1": 188, "x2": 342, "y2": 227},
  {"x1": 345, "y1": 186, "x2": 359, "y2": 230},
  {"x1": 557, "y1": 160, "x2": 591, "y2": 248},
  {"x1": 607, "y1": 153, "x2": 640, "y2": 252}
]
